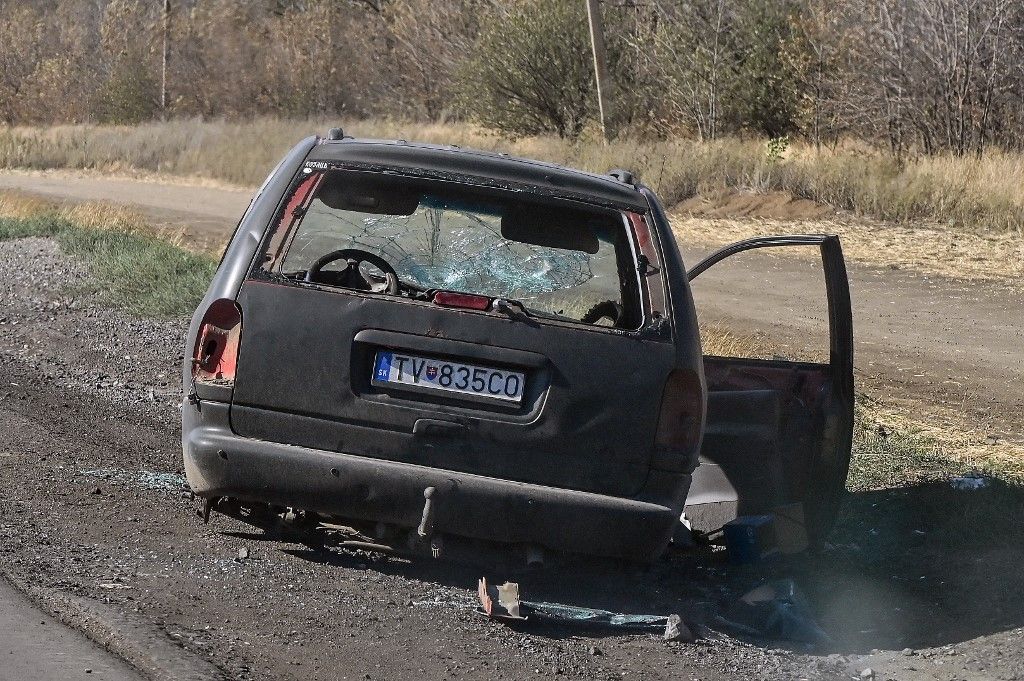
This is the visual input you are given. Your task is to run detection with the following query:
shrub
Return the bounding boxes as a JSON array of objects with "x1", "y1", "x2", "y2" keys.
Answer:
[{"x1": 459, "y1": 0, "x2": 594, "y2": 138}]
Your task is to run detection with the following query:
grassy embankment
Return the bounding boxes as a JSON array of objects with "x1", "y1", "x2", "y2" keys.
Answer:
[
  {"x1": 0, "y1": 192, "x2": 215, "y2": 316},
  {"x1": 2, "y1": 118, "x2": 1024, "y2": 234}
]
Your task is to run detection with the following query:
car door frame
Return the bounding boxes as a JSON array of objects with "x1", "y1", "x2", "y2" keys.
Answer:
[{"x1": 686, "y1": 234, "x2": 855, "y2": 543}]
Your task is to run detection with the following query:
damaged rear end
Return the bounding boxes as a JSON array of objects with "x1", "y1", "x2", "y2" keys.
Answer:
[{"x1": 182, "y1": 138, "x2": 706, "y2": 562}]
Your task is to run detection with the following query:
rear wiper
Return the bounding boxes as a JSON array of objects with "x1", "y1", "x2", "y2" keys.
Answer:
[
  {"x1": 492, "y1": 298, "x2": 562, "y2": 323},
  {"x1": 492, "y1": 297, "x2": 530, "y2": 318}
]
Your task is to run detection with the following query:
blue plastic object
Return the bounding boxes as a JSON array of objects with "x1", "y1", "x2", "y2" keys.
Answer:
[{"x1": 723, "y1": 515, "x2": 775, "y2": 564}]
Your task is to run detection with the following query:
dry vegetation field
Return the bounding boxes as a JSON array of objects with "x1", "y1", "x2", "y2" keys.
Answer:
[{"x1": 4, "y1": 119, "x2": 1024, "y2": 235}]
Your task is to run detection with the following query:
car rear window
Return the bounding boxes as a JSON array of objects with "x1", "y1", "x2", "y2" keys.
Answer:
[{"x1": 262, "y1": 170, "x2": 643, "y2": 328}]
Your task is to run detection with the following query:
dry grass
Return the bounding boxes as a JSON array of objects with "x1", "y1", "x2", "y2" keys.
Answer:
[
  {"x1": 1, "y1": 189, "x2": 142, "y2": 228},
  {"x1": 852, "y1": 391, "x2": 1024, "y2": 488},
  {"x1": 698, "y1": 318, "x2": 777, "y2": 359},
  {"x1": 672, "y1": 204, "x2": 1024, "y2": 287},
  {"x1": 3, "y1": 118, "x2": 1024, "y2": 234},
  {"x1": 0, "y1": 189, "x2": 221, "y2": 255}
]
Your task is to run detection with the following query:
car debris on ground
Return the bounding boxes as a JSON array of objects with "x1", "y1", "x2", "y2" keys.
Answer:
[
  {"x1": 950, "y1": 474, "x2": 991, "y2": 490},
  {"x1": 716, "y1": 579, "x2": 830, "y2": 645},
  {"x1": 477, "y1": 578, "x2": 694, "y2": 642}
]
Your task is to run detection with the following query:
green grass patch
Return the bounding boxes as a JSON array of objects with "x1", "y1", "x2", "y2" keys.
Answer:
[
  {"x1": 0, "y1": 214, "x2": 216, "y2": 317},
  {"x1": 847, "y1": 394, "x2": 1005, "y2": 491},
  {"x1": 848, "y1": 424, "x2": 957, "y2": 492},
  {"x1": 842, "y1": 392, "x2": 1024, "y2": 558}
]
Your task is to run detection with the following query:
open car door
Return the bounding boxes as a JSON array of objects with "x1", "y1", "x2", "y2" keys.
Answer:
[{"x1": 684, "y1": 235, "x2": 854, "y2": 545}]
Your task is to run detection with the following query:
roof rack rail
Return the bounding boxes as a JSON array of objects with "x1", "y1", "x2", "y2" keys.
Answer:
[{"x1": 607, "y1": 168, "x2": 636, "y2": 185}]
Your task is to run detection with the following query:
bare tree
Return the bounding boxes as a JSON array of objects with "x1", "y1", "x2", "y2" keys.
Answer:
[
  {"x1": 648, "y1": 0, "x2": 732, "y2": 140},
  {"x1": 2, "y1": 0, "x2": 1024, "y2": 155}
]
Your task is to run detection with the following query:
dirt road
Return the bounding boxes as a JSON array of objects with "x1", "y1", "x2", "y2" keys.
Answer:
[
  {"x1": 3, "y1": 169, "x2": 1021, "y2": 440},
  {"x1": 0, "y1": 169, "x2": 254, "y2": 249}
]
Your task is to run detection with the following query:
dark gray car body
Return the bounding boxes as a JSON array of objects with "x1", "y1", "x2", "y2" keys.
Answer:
[{"x1": 182, "y1": 135, "x2": 853, "y2": 562}]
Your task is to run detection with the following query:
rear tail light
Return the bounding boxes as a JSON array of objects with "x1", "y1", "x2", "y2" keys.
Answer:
[
  {"x1": 655, "y1": 369, "x2": 705, "y2": 457},
  {"x1": 431, "y1": 290, "x2": 492, "y2": 311},
  {"x1": 192, "y1": 298, "x2": 242, "y2": 383}
]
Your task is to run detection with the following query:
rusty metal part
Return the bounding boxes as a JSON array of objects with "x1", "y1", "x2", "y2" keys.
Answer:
[
  {"x1": 477, "y1": 578, "x2": 526, "y2": 621},
  {"x1": 417, "y1": 486, "x2": 437, "y2": 539},
  {"x1": 200, "y1": 496, "x2": 218, "y2": 524}
]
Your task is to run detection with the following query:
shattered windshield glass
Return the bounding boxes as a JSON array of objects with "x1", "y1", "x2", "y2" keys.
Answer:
[{"x1": 277, "y1": 172, "x2": 636, "y2": 324}]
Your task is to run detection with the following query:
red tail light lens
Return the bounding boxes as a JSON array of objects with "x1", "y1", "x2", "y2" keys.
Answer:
[
  {"x1": 655, "y1": 369, "x2": 704, "y2": 455},
  {"x1": 431, "y1": 290, "x2": 492, "y2": 311},
  {"x1": 192, "y1": 299, "x2": 242, "y2": 383}
]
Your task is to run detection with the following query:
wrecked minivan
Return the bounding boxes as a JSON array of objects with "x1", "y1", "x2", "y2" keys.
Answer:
[{"x1": 182, "y1": 130, "x2": 853, "y2": 563}]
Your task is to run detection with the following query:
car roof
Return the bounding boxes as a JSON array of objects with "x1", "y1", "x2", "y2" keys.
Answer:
[{"x1": 305, "y1": 138, "x2": 649, "y2": 212}]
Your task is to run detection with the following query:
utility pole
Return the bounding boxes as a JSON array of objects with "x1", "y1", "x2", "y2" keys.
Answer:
[
  {"x1": 160, "y1": 0, "x2": 170, "y2": 116},
  {"x1": 585, "y1": 0, "x2": 614, "y2": 141}
]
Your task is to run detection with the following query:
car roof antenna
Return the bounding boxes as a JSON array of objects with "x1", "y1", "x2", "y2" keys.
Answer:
[{"x1": 326, "y1": 127, "x2": 345, "y2": 141}]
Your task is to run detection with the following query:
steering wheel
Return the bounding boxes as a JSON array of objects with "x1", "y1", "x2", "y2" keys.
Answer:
[
  {"x1": 580, "y1": 300, "x2": 624, "y2": 326},
  {"x1": 304, "y1": 248, "x2": 400, "y2": 295}
]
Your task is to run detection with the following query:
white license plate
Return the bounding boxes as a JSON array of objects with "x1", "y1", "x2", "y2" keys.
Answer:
[{"x1": 372, "y1": 351, "x2": 525, "y2": 403}]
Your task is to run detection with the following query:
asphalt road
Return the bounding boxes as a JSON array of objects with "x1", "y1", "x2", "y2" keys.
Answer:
[
  {"x1": 0, "y1": 577, "x2": 142, "y2": 681},
  {"x1": 3, "y1": 168, "x2": 1020, "y2": 439}
]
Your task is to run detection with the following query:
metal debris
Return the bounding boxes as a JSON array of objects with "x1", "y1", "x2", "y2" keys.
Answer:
[
  {"x1": 663, "y1": 614, "x2": 694, "y2": 642},
  {"x1": 477, "y1": 578, "x2": 689, "y2": 639},
  {"x1": 951, "y1": 475, "x2": 990, "y2": 490}
]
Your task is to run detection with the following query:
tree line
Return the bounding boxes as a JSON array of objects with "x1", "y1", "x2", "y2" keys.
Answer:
[{"x1": 1, "y1": 0, "x2": 1022, "y2": 156}]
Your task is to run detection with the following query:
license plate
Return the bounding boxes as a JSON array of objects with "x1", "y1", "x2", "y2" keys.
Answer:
[{"x1": 372, "y1": 351, "x2": 525, "y2": 403}]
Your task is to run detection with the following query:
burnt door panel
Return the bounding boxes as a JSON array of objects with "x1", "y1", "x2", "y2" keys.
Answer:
[{"x1": 685, "y1": 235, "x2": 854, "y2": 543}]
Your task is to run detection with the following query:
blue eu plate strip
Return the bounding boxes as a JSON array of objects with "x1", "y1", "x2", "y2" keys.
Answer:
[{"x1": 374, "y1": 351, "x2": 393, "y2": 381}]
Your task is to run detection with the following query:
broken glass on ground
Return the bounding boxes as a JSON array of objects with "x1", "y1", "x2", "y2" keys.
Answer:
[
  {"x1": 950, "y1": 475, "x2": 991, "y2": 490},
  {"x1": 477, "y1": 578, "x2": 689, "y2": 639},
  {"x1": 80, "y1": 468, "x2": 188, "y2": 493}
]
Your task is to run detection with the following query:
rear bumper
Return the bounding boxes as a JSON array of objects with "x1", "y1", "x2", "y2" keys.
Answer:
[{"x1": 183, "y1": 402, "x2": 689, "y2": 562}]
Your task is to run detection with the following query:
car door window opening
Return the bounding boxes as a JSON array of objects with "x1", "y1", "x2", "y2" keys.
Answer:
[{"x1": 260, "y1": 170, "x2": 644, "y2": 329}]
